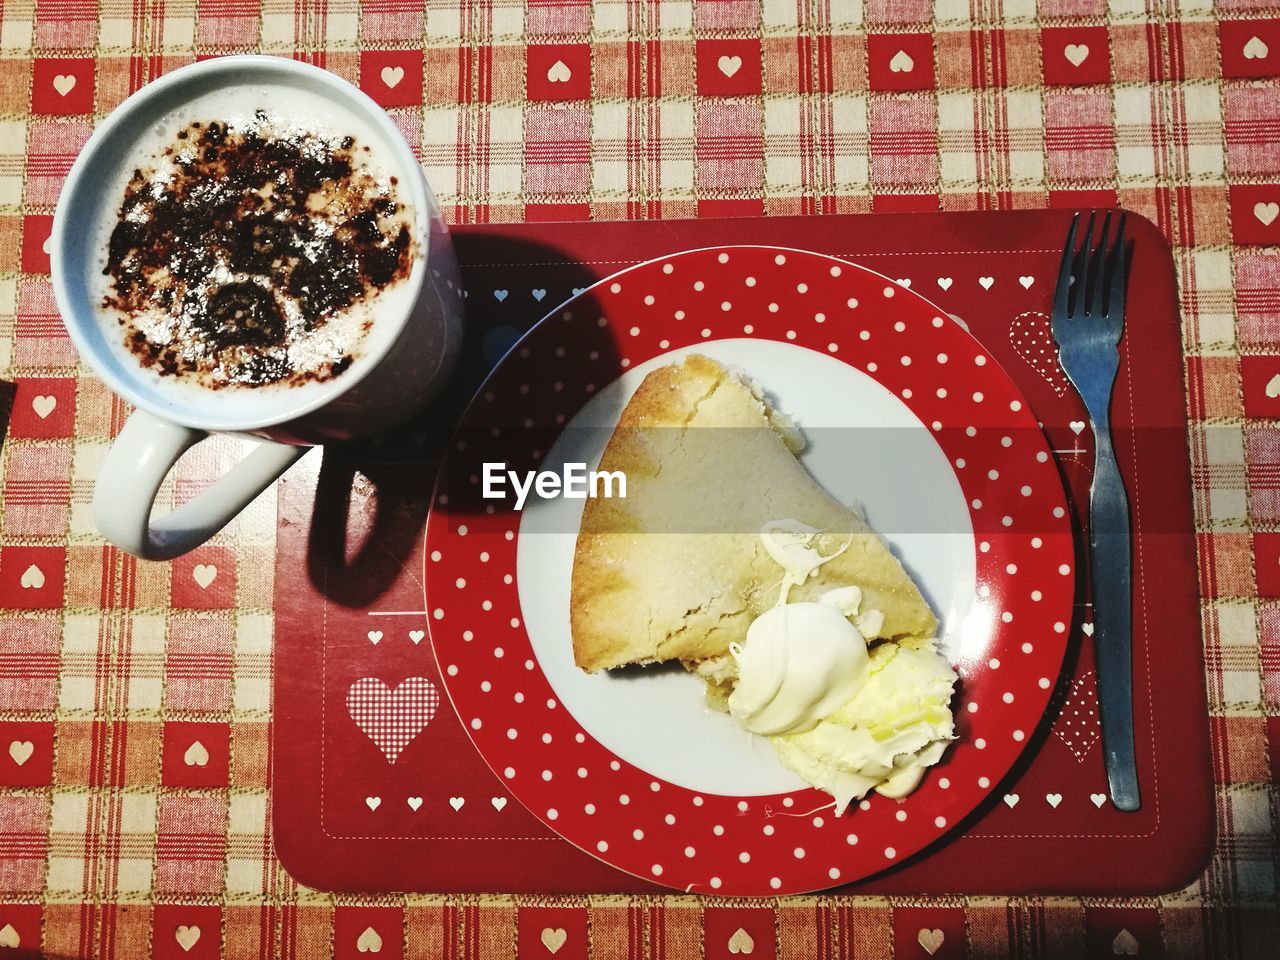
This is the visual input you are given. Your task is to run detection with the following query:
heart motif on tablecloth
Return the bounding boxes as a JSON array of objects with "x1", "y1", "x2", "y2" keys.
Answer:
[
  {"x1": 1050, "y1": 670, "x2": 1100, "y2": 762},
  {"x1": 357, "y1": 926, "x2": 383, "y2": 953},
  {"x1": 8, "y1": 740, "x2": 33, "y2": 766},
  {"x1": 346, "y1": 677, "x2": 440, "y2": 764},
  {"x1": 1009, "y1": 311, "x2": 1070, "y2": 396},
  {"x1": 889, "y1": 50, "x2": 914, "y2": 73},
  {"x1": 541, "y1": 928, "x2": 568, "y2": 954},
  {"x1": 1112, "y1": 929, "x2": 1139, "y2": 955},
  {"x1": 183, "y1": 740, "x2": 209, "y2": 767},
  {"x1": 175, "y1": 925, "x2": 201, "y2": 952},
  {"x1": 192, "y1": 564, "x2": 217, "y2": 589},
  {"x1": 727, "y1": 928, "x2": 755, "y2": 954},
  {"x1": 1244, "y1": 36, "x2": 1269, "y2": 60},
  {"x1": 718, "y1": 55, "x2": 743, "y2": 78},
  {"x1": 917, "y1": 928, "x2": 945, "y2": 955}
]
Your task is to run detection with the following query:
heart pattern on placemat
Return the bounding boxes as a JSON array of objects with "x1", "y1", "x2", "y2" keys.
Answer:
[
  {"x1": 346, "y1": 677, "x2": 440, "y2": 764},
  {"x1": 1009, "y1": 311, "x2": 1070, "y2": 396},
  {"x1": 1050, "y1": 670, "x2": 1101, "y2": 762}
]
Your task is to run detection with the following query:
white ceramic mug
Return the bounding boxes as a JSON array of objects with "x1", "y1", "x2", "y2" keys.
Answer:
[{"x1": 51, "y1": 56, "x2": 463, "y2": 561}]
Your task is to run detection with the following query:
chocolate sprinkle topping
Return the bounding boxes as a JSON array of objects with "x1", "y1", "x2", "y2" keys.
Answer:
[{"x1": 102, "y1": 116, "x2": 413, "y2": 388}]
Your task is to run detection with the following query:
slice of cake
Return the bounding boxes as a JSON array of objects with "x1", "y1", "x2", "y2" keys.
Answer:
[
  {"x1": 569, "y1": 353, "x2": 956, "y2": 811},
  {"x1": 571, "y1": 353, "x2": 937, "y2": 673}
]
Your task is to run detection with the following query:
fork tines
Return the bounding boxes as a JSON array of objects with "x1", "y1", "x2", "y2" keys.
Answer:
[{"x1": 1053, "y1": 210, "x2": 1128, "y2": 324}]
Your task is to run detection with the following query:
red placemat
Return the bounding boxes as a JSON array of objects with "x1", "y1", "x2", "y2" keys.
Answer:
[{"x1": 273, "y1": 210, "x2": 1212, "y2": 894}]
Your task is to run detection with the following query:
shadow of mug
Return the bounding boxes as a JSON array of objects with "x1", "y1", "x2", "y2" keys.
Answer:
[{"x1": 302, "y1": 231, "x2": 617, "y2": 607}]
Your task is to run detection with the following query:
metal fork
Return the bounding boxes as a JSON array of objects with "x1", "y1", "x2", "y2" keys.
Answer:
[{"x1": 1050, "y1": 211, "x2": 1139, "y2": 812}]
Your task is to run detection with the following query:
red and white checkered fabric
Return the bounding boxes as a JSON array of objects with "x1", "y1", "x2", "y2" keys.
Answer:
[{"x1": 1, "y1": 0, "x2": 1279, "y2": 956}]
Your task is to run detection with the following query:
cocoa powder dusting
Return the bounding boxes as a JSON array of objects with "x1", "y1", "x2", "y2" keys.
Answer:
[{"x1": 102, "y1": 115, "x2": 413, "y2": 388}]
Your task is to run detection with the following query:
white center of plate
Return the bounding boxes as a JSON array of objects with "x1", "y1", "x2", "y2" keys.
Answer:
[{"x1": 516, "y1": 339, "x2": 976, "y2": 796}]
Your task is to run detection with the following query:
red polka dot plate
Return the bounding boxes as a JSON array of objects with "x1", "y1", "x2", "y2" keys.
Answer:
[{"x1": 425, "y1": 247, "x2": 1075, "y2": 895}]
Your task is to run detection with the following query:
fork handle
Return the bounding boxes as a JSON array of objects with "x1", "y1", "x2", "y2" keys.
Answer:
[{"x1": 1089, "y1": 427, "x2": 1140, "y2": 811}]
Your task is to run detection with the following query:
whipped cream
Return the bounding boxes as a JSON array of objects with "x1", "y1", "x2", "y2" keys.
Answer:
[
  {"x1": 728, "y1": 519, "x2": 956, "y2": 810},
  {"x1": 728, "y1": 521, "x2": 871, "y2": 736},
  {"x1": 727, "y1": 598, "x2": 870, "y2": 736}
]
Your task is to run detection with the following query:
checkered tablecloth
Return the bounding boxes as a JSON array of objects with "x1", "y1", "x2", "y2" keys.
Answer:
[{"x1": 1, "y1": 1, "x2": 1278, "y2": 957}]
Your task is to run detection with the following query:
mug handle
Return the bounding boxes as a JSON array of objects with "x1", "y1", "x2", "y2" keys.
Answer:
[{"x1": 93, "y1": 408, "x2": 307, "y2": 561}]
